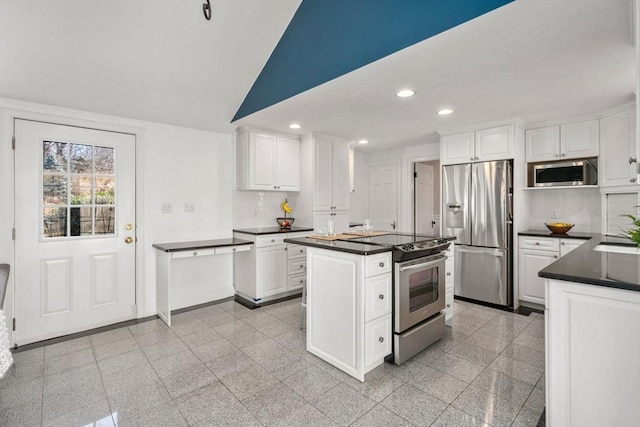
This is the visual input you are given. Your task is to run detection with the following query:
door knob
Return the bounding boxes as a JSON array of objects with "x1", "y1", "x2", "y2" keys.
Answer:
[
  {"x1": 125, "y1": 223, "x2": 134, "y2": 231},
  {"x1": 378, "y1": 294, "x2": 384, "y2": 300},
  {"x1": 125, "y1": 236, "x2": 134, "y2": 244}
]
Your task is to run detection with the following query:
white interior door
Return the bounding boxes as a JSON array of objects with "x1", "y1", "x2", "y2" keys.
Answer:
[
  {"x1": 14, "y1": 119, "x2": 136, "y2": 345},
  {"x1": 368, "y1": 163, "x2": 398, "y2": 231},
  {"x1": 415, "y1": 162, "x2": 435, "y2": 234}
]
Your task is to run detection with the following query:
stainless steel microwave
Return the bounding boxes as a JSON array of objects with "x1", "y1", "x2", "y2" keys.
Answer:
[{"x1": 533, "y1": 158, "x2": 598, "y2": 187}]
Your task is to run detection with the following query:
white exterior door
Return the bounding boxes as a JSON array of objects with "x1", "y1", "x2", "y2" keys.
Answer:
[
  {"x1": 368, "y1": 163, "x2": 399, "y2": 231},
  {"x1": 14, "y1": 119, "x2": 136, "y2": 345},
  {"x1": 415, "y1": 162, "x2": 434, "y2": 234}
]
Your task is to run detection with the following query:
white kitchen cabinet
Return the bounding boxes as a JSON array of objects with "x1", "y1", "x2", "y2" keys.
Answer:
[
  {"x1": 441, "y1": 125, "x2": 514, "y2": 165},
  {"x1": 313, "y1": 136, "x2": 349, "y2": 210},
  {"x1": 526, "y1": 119, "x2": 599, "y2": 163},
  {"x1": 444, "y1": 247, "x2": 455, "y2": 321},
  {"x1": 546, "y1": 279, "x2": 640, "y2": 427},
  {"x1": 312, "y1": 210, "x2": 349, "y2": 234},
  {"x1": 233, "y1": 230, "x2": 308, "y2": 304},
  {"x1": 236, "y1": 128, "x2": 300, "y2": 191},
  {"x1": 518, "y1": 235, "x2": 588, "y2": 305},
  {"x1": 307, "y1": 247, "x2": 392, "y2": 381},
  {"x1": 600, "y1": 108, "x2": 637, "y2": 187}
]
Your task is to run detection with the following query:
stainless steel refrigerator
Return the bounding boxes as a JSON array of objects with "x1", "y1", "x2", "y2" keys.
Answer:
[{"x1": 442, "y1": 160, "x2": 512, "y2": 306}]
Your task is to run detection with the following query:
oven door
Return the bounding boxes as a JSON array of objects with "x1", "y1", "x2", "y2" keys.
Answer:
[{"x1": 394, "y1": 255, "x2": 446, "y2": 333}]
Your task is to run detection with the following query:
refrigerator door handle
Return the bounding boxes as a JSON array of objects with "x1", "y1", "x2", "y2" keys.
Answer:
[{"x1": 456, "y1": 246, "x2": 505, "y2": 257}]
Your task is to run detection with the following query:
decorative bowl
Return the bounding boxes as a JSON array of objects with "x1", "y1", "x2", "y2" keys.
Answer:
[
  {"x1": 276, "y1": 217, "x2": 294, "y2": 229},
  {"x1": 545, "y1": 222, "x2": 574, "y2": 234}
]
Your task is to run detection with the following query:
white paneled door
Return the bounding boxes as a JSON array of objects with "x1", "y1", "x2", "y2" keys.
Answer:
[
  {"x1": 415, "y1": 162, "x2": 434, "y2": 234},
  {"x1": 14, "y1": 119, "x2": 136, "y2": 345},
  {"x1": 368, "y1": 163, "x2": 399, "y2": 231}
]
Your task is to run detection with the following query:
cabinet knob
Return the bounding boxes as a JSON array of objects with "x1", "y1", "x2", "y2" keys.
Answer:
[
  {"x1": 554, "y1": 255, "x2": 558, "y2": 259},
  {"x1": 299, "y1": 249, "x2": 304, "y2": 253},
  {"x1": 561, "y1": 153, "x2": 566, "y2": 157},
  {"x1": 446, "y1": 272, "x2": 451, "y2": 276},
  {"x1": 631, "y1": 178, "x2": 638, "y2": 183},
  {"x1": 447, "y1": 303, "x2": 451, "y2": 308},
  {"x1": 378, "y1": 337, "x2": 384, "y2": 343},
  {"x1": 535, "y1": 242, "x2": 540, "y2": 245},
  {"x1": 193, "y1": 251, "x2": 198, "y2": 256},
  {"x1": 554, "y1": 154, "x2": 559, "y2": 158},
  {"x1": 232, "y1": 248, "x2": 236, "y2": 252},
  {"x1": 271, "y1": 239, "x2": 275, "y2": 242},
  {"x1": 300, "y1": 265, "x2": 304, "y2": 268},
  {"x1": 379, "y1": 262, "x2": 385, "y2": 267},
  {"x1": 561, "y1": 242, "x2": 565, "y2": 245},
  {"x1": 470, "y1": 157, "x2": 474, "y2": 161},
  {"x1": 629, "y1": 157, "x2": 637, "y2": 164},
  {"x1": 378, "y1": 294, "x2": 384, "y2": 300}
]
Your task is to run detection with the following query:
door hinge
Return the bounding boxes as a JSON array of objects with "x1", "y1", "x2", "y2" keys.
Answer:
[
  {"x1": 12, "y1": 136, "x2": 15, "y2": 150},
  {"x1": 12, "y1": 227, "x2": 16, "y2": 240},
  {"x1": 13, "y1": 318, "x2": 16, "y2": 331}
]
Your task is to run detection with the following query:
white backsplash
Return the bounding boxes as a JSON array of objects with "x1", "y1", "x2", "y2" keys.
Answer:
[
  {"x1": 527, "y1": 188, "x2": 602, "y2": 233},
  {"x1": 232, "y1": 190, "x2": 299, "y2": 229}
]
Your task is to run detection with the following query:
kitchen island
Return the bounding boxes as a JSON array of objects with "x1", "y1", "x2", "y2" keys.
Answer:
[{"x1": 538, "y1": 235, "x2": 639, "y2": 427}]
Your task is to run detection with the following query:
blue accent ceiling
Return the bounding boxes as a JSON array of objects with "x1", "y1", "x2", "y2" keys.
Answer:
[{"x1": 232, "y1": 0, "x2": 513, "y2": 122}]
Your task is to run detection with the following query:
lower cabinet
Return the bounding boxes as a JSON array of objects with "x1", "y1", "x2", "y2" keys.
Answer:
[
  {"x1": 444, "y1": 247, "x2": 455, "y2": 321},
  {"x1": 307, "y1": 247, "x2": 392, "y2": 382},
  {"x1": 233, "y1": 231, "x2": 308, "y2": 304},
  {"x1": 518, "y1": 235, "x2": 588, "y2": 305},
  {"x1": 546, "y1": 279, "x2": 640, "y2": 426}
]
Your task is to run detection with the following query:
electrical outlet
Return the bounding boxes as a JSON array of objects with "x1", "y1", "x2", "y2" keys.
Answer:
[
  {"x1": 185, "y1": 202, "x2": 195, "y2": 213},
  {"x1": 161, "y1": 202, "x2": 172, "y2": 214},
  {"x1": 551, "y1": 209, "x2": 559, "y2": 219}
]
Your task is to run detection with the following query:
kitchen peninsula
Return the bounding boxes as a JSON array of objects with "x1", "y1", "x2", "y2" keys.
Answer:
[{"x1": 537, "y1": 235, "x2": 640, "y2": 427}]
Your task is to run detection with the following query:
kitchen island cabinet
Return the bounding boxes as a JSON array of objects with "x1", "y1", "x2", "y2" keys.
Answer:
[{"x1": 306, "y1": 245, "x2": 392, "y2": 382}]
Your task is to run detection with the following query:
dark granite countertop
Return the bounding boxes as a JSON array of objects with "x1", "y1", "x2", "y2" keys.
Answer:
[
  {"x1": 152, "y1": 238, "x2": 253, "y2": 253},
  {"x1": 283, "y1": 237, "x2": 392, "y2": 256},
  {"x1": 518, "y1": 230, "x2": 598, "y2": 240},
  {"x1": 233, "y1": 226, "x2": 313, "y2": 235},
  {"x1": 538, "y1": 235, "x2": 639, "y2": 292}
]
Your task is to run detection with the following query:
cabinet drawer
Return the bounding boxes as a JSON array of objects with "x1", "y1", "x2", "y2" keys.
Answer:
[
  {"x1": 365, "y1": 253, "x2": 392, "y2": 278},
  {"x1": 519, "y1": 236, "x2": 559, "y2": 252},
  {"x1": 172, "y1": 247, "x2": 217, "y2": 259},
  {"x1": 365, "y1": 274, "x2": 392, "y2": 322},
  {"x1": 216, "y1": 245, "x2": 251, "y2": 255},
  {"x1": 288, "y1": 259, "x2": 307, "y2": 275},
  {"x1": 287, "y1": 244, "x2": 307, "y2": 259},
  {"x1": 365, "y1": 314, "x2": 391, "y2": 367},
  {"x1": 256, "y1": 235, "x2": 286, "y2": 247},
  {"x1": 288, "y1": 274, "x2": 305, "y2": 291}
]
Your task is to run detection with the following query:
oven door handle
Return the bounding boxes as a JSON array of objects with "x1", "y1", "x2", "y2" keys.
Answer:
[{"x1": 398, "y1": 261, "x2": 441, "y2": 273}]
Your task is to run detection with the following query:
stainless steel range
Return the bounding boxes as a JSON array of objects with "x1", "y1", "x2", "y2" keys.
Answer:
[{"x1": 345, "y1": 233, "x2": 451, "y2": 364}]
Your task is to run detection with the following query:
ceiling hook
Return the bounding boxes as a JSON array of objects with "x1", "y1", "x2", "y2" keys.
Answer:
[{"x1": 202, "y1": 0, "x2": 212, "y2": 21}]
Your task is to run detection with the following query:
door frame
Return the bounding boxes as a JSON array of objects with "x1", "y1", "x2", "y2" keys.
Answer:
[{"x1": 0, "y1": 99, "x2": 147, "y2": 347}]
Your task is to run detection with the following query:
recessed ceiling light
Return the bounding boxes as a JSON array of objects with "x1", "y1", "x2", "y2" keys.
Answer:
[
  {"x1": 358, "y1": 139, "x2": 369, "y2": 144},
  {"x1": 437, "y1": 109, "x2": 454, "y2": 115},
  {"x1": 396, "y1": 89, "x2": 415, "y2": 98},
  {"x1": 288, "y1": 123, "x2": 301, "y2": 129}
]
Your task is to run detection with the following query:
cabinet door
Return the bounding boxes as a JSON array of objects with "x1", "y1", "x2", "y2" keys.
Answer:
[
  {"x1": 332, "y1": 142, "x2": 350, "y2": 210},
  {"x1": 441, "y1": 132, "x2": 475, "y2": 165},
  {"x1": 249, "y1": 132, "x2": 277, "y2": 190},
  {"x1": 561, "y1": 119, "x2": 599, "y2": 159},
  {"x1": 276, "y1": 136, "x2": 300, "y2": 191},
  {"x1": 313, "y1": 210, "x2": 349, "y2": 234},
  {"x1": 519, "y1": 249, "x2": 558, "y2": 304},
  {"x1": 364, "y1": 314, "x2": 391, "y2": 369},
  {"x1": 475, "y1": 125, "x2": 514, "y2": 161},
  {"x1": 256, "y1": 246, "x2": 287, "y2": 298},
  {"x1": 559, "y1": 239, "x2": 585, "y2": 257},
  {"x1": 526, "y1": 126, "x2": 560, "y2": 162},
  {"x1": 313, "y1": 137, "x2": 334, "y2": 210},
  {"x1": 600, "y1": 110, "x2": 637, "y2": 187}
]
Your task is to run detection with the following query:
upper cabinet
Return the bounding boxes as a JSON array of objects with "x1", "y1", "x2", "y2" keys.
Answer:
[
  {"x1": 236, "y1": 128, "x2": 300, "y2": 191},
  {"x1": 441, "y1": 125, "x2": 514, "y2": 165},
  {"x1": 526, "y1": 119, "x2": 599, "y2": 163},
  {"x1": 313, "y1": 136, "x2": 350, "y2": 211},
  {"x1": 600, "y1": 108, "x2": 637, "y2": 187}
]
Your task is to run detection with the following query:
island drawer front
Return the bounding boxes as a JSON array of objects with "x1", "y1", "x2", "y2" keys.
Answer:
[
  {"x1": 256, "y1": 235, "x2": 287, "y2": 247},
  {"x1": 365, "y1": 314, "x2": 392, "y2": 367},
  {"x1": 288, "y1": 274, "x2": 305, "y2": 291},
  {"x1": 365, "y1": 253, "x2": 392, "y2": 277},
  {"x1": 216, "y1": 245, "x2": 251, "y2": 254},
  {"x1": 519, "y1": 236, "x2": 559, "y2": 252},
  {"x1": 287, "y1": 244, "x2": 307, "y2": 259},
  {"x1": 172, "y1": 247, "x2": 217, "y2": 259},
  {"x1": 365, "y1": 274, "x2": 392, "y2": 322},
  {"x1": 288, "y1": 259, "x2": 307, "y2": 275}
]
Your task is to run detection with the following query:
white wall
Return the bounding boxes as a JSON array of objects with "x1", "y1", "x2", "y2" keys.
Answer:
[
  {"x1": 232, "y1": 190, "x2": 301, "y2": 229},
  {"x1": 0, "y1": 98, "x2": 234, "y2": 322},
  {"x1": 527, "y1": 188, "x2": 602, "y2": 233}
]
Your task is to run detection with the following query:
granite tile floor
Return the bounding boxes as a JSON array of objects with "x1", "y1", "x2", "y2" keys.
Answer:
[{"x1": 0, "y1": 298, "x2": 546, "y2": 426}]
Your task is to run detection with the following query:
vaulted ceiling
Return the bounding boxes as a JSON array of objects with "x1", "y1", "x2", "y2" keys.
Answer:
[{"x1": 1, "y1": 0, "x2": 635, "y2": 152}]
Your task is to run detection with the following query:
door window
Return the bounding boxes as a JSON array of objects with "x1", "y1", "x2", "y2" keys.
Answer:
[
  {"x1": 408, "y1": 267, "x2": 439, "y2": 312},
  {"x1": 42, "y1": 141, "x2": 115, "y2": 238}
]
